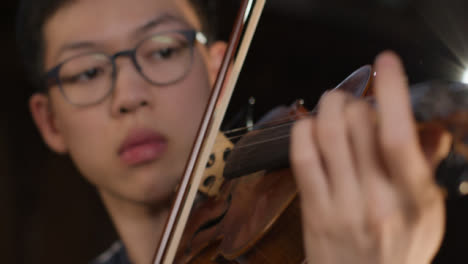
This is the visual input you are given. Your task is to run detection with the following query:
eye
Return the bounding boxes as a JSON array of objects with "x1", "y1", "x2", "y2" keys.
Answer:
[
  {"x1": 146, "y1": 42, "x2": 189, "y2": 61},
  {"x1": 151, "y1": 47, "x2": 178, "y2": 60},
  {"x1": 64, "y1": 67, "x2": 104, "y2": 84},
  {"x1": 160, "y1": 48, "x2": 175, "y2": 59},
  {"x1": 79, "y1": 68, "x2": 100, "y2": 80}
]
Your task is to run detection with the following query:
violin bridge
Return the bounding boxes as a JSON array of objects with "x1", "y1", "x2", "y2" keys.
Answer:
[{"x1": 199, "y1": 132, "x2": 233, "y2": 197}]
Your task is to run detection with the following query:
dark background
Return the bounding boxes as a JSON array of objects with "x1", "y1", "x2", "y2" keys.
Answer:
[{"x1": 3, "y1": 0, "x2": 468, "y2": 263}]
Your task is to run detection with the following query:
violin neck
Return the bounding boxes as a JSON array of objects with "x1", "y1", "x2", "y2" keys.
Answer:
[{"x1": 224, "y1": 121, "x2": 293, "y2": 180}]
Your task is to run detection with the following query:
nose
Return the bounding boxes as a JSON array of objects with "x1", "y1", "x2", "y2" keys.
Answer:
[{"x1": 110, "y1": 58, "x2": 153, "y2": 116}]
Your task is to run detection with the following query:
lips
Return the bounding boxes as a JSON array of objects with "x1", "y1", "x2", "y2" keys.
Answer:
[{"x1": 118, "y1": 129, "x2": 168, "y2": 166}]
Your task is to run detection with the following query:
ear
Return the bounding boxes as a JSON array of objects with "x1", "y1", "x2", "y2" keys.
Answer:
[
  {"x1": 206, "y1": 41, "x2": 228, "y2": 84},
  {"x1": 29, "y1": 93, "x2": 68, "y2": 154}
]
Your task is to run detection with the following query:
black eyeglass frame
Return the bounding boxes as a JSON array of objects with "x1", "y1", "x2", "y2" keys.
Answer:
[{"x1": 43, "y1": 29, "x2": 207, "y2": 106}]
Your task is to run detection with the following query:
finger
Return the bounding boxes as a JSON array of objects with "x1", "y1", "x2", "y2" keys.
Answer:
[
  {"x1": 345, "y1": 100, "x2": 384, "y2": 181},
  {"x1": 316, "y1": 91, "x2": 360, "y2": 203},
  {"x1": 345, "y1": 100, "x2": 396, "y2": 222},
  {"x1": 290, "y1": 117, "x2": 330, "y2": 208},
  {"x1": 374, "y1": 51, "x2": 430, "y2": 188}
]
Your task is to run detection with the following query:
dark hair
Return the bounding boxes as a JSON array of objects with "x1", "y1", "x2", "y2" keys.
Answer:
[{"x1": 16, "y1": 0, "x2": 222, "y2": 90}]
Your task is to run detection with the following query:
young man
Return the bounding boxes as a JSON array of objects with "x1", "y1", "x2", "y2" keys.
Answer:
[{"x1": 17, "y1": 0, "x2": 446, "y2": 263}]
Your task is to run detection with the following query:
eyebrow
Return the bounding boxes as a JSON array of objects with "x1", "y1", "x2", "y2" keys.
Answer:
[
  {"x1": 134, "y1": 13, "x2": 189, "y2": 36},
  {"x1": 54, "y1": 13, "x2": 189, "y2": 62},
  {"x1": 55, "y1": 42, "x2": 96, "y2": 62}
]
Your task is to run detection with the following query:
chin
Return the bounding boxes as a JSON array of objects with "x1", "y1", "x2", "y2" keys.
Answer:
[{"x1": 131, "y1": 170, "x2": 181, "y2": 206}]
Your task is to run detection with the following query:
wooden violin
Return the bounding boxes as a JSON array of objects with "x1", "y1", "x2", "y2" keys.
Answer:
[{"x1": 152, "y1": 1, "x2": 468, "y2": 263}]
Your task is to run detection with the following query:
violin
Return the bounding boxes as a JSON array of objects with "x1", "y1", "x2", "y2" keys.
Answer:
[
  {"x1": 152, "y1": 1, "x2": 468, "y2": 263},
  {"x1": 171, "y1": 65, "x2": 371, "y2": 264}
]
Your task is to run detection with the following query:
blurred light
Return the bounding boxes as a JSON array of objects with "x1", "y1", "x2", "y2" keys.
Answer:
[{"x1": 463, "y1": 69, "x2": 468, "y2": 84}]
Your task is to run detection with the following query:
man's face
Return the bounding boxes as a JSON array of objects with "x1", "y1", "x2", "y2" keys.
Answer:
[{"x1": 32, "y1": 0, "x2": 224, "y2": 205}]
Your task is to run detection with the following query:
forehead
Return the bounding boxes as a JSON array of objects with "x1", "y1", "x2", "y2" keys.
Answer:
[{"x1": 43, "y1": 0, "x2": 201, "y2": 66}]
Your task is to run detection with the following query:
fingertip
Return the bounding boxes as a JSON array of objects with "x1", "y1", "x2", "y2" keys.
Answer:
[
  {"x1": 375, "y1": 50, "x2": 402, "y2": 66},
  {"x1": 374, "y1": 51, "x2": 407, "y2": 77},
  {"x1": 373, "y1": 50, "x2": 410, "y2": 112}
]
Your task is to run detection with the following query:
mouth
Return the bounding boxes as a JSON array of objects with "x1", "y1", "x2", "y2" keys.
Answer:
[{"x1": 118, "y1": 128, "x2": 168, "y2": 166}]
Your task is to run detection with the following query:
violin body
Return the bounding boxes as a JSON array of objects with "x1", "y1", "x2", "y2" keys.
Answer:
[
  {"x1": 183, "y1": 170, "x2": 304, "y2": 264},
  {"x1": 176, "y1": 113, "x2": 307, "y2": 263},
  {"x1": 173, "y1": 65, "x2": 373, "y2": 263}
]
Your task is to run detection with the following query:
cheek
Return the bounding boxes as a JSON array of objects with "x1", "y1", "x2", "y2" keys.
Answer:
[
  {"x1": 169, "y1": 52, "x2": 212, "y2": 126},
  {"x1": 54, "y1": 103, "x2": 113, "y2": 176},
  {"x1": 62, "y1": 117, "x2": 117, "y2": 190},
  {"x1": 160, "y1": 52, "x2": 213, "y2": 163},
  {"x1": 56, "y1": 107, "x2": 108, "y2": 148}
]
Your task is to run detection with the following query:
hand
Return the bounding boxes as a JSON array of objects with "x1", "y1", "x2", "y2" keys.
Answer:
[{"x1": 290, "y1": 51, "x2": 445, "y2": 264}]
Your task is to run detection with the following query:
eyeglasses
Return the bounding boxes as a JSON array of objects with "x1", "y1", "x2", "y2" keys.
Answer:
[{"x1": 45, "y1": 30, "x2": 208, "y2": 106}]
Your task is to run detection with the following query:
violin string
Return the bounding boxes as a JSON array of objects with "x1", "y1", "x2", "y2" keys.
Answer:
[
  {"x1": 221, "y1": 112, "x2": 308, "y2": 135},
  {"x1": 230, "y1": 134, "x2": 292, "y2": 150},
  {"x1": 224, "y1": 120, "x2": 295, "y2": 142},
  {"x1": 222, "y1": 111, "x2": 315, "y2": 142},
  {"x1": 222, "y1": 97, "x2": 374, "y2": 144},
  {"x1": 222, "y1": 109, "x2": 317, "y2": 135},
  {"x1": 222, "y1": 119, "x2": 306, "y2": 152},
  {"x1": 223, "y1": 97, "x2": 376, "y2": 151},
  {"x1": 222, "y1": 111, "x2": 314, "y2": 142},
  {"x1": 224, "y1": 118, "x2": 296, "y2": 142}
]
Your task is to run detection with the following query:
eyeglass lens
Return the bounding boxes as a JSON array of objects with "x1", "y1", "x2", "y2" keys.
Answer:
[{"x1": 57, "y1": 31, "x2": 194, "y2": 106}]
